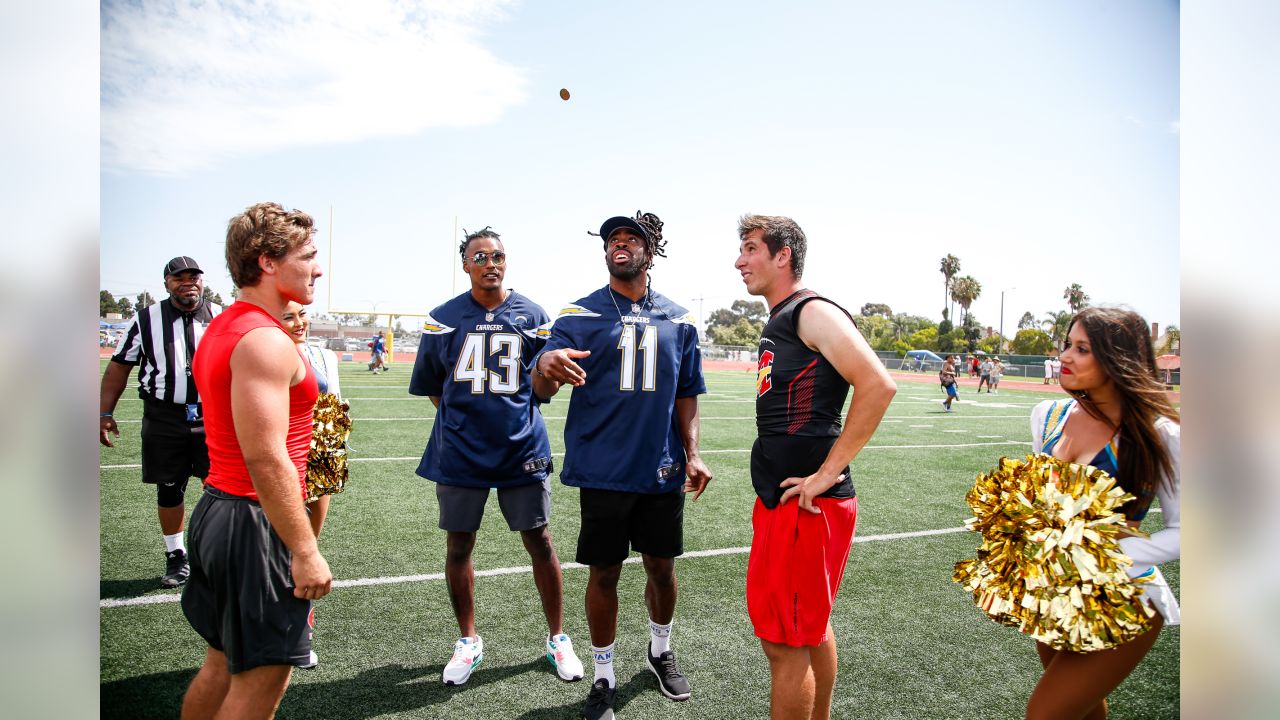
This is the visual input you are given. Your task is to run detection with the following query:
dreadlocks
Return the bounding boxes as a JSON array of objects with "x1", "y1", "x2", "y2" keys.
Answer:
[{"x1": 458, "y1": 226, "x2": 501, "y2": 259}]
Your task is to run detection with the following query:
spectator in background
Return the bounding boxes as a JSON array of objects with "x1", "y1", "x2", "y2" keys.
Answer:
[
  {"x1": 99, "y1": 255, "x2": 222, "y2": 588},
  {"x1": 969, "y1": 354, "x2": 980, "y2": 378},
  {"x1": 1044, "y1": 356, "x2": 1054, "y2": 385},
  {"x1": 940, "y1": 354, "x2": 960, "y2": 412},
  {"x1": 989, "y1": 357, "x2": 1004, "y2": 394},
  {"x1": 370, "y1": 332, "x2": 387, "y2": 373},
  {"x1": 977, "y1": 357, "x2": 994, "y2": 393},
  {"x1": 1051, "y1": 356, "x2": 1062, "y2": 385}
]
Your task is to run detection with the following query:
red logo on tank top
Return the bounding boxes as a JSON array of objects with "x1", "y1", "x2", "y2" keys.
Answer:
[{"x1": 757, "y1": 350, "x2": 775, "y2": 397}]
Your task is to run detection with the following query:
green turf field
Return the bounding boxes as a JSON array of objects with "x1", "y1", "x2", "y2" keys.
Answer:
[{"x1": 99, "y1": 361, "x2": 1179, "y2": 719}]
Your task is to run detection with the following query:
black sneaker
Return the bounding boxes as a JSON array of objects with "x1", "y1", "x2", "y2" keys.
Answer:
[
  {"x1": 646, "y1": 642, "x2": 691, "y2": 701},
  {"x1": 582, "y1": 679, "x2": 616, "y2": 720},
  {"x1": 161, "y1": 549, "x2": 190, "y2": 588}
]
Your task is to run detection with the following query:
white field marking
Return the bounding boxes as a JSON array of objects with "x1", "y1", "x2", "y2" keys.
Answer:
[
  {"x1": 98, "y1": 440, "x2": 1031, "y2": 470},
  {"x1": 908, "y1": 424, "x2": 934, "y2": 428},
  {"x1": 943, "y1": 429, "x2": 967, "y2": 433},
  {"x1": 976, "y1": 435, "x2": 1006, "y2": 439},
  {"x1": 113, "y1": 413, "x2": 1045, "y2": 424},
  {"x1": 99, "y1": 524, "x2": 986, "y2": 609}
]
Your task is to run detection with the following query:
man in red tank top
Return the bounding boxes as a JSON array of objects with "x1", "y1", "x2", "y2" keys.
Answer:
[
  {"x1": 735, "y1": 215, "x2": 897, "y2": 720},
  {"x1": 180, "y1": 202, "x2": 332, "y2": 719}
]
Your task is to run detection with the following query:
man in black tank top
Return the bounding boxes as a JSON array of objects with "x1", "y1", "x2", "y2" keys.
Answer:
[{"x1": 735, "y1": 214, "x2": 897, "y2": 720}]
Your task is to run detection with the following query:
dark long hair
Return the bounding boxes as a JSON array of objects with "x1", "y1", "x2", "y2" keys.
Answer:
[{"x1": 1067, "y1": 306, "x2": 1179, "y2": 518}]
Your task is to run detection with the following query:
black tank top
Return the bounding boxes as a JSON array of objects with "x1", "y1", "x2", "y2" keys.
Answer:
[
  {"x1": 756, "y1": 290, "x2": 853, "y2": 437},
  {"x1": 752, "y1": 290, "x2": 856, "y2": 505}
]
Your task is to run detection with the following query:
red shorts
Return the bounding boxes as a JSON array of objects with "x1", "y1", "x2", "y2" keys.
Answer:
[{"x1": 746, "y1": 495, "x2": 857, "y2": 647}]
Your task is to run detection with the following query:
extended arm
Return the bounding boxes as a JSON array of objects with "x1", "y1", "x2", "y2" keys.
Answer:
[
  {"x1": 532, "y1": 348, "x2": 591, "y2": 400},
  {"x1": 779, "y1": 302, "x2": 898, "y2": 512},
  {"x1": 676, "y1": 395, "x2": 712, "y2": 501},
  {"x1": 99, "y1": 360, "x2": 132, "y2": 447},
  {"x1": 230, "y1": 327, "x2": 332, "y2": 600},
  {"x1": 1118, "y1": 419, "x2": 1180, "y2": 575}
]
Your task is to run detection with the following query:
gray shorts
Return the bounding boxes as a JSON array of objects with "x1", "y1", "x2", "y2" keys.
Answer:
[{"x1": 436, "y1": 478, "x2": 552, "y2": 533}]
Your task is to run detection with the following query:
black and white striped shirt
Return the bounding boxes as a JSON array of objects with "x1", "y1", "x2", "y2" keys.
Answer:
[{"x1": 111, "y1": 299, "x2": 223, "y2": 405}]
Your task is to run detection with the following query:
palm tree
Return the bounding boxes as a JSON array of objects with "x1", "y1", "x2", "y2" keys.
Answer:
[
  {"x1": 950, "y1": 276, "x2": 982, "y2": 324},
  {"x1": 1157, "y1": 325, "x2": 1180, "y2": 355},
  {"x1": 939, "y1": 255, "x2": 961, "y2": 321},
  {"x1": 1042, "y1": 310, "x2": 1072, "y2": 346},
  {"x1": 1064, "y1": 283, "x2": 1090, "y2": 313}
]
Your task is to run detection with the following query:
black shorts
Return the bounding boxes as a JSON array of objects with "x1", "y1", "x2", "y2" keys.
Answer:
[
  {"x1": 141, "y1": 401, "x2": 209, "y2": 489},
  {"x1": 181, "y1": 486, "x2": 314, "y2": 674},
  {"x1": 750, "y1": 434, "x2": 854, "y2": 510},
  {"x1": 576, "y1": 487, "x2": 684, "y2": 567}
]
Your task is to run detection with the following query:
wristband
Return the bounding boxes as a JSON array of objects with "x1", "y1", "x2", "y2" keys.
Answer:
[
  {"x1": 534, "y1": 358, "x2": 546, "y2": 377},
  {"x1": 100, "y1": 413, "x2": 114, "y2": 418}
]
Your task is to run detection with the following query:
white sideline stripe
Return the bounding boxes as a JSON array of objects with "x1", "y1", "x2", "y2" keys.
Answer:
[
  {"x1": 98, "y1": 525, "x2": 977, "y2": 609},
  {"x1": 259, "y1": 414, "x2": 1034, "y2": 423},
  {"x1": 99, "y1": 440, "x2": 1029, "y2": 470}
]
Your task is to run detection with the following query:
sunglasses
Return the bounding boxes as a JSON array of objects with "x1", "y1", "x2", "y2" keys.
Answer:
[{"x1": 469, "y1": 251, "x2": 506, "y2": 266}]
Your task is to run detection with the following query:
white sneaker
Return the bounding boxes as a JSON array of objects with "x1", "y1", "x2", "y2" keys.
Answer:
[
  {"x1": 443, "y1": 636, "x2": 484, "y2": 685},
  {"x1": 546, "y1": 633, "x2": 584, "y2": 681}
]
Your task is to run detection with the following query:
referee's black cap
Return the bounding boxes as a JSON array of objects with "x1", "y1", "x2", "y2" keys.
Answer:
[{"x1": 163, "y1": 256, "x2": 203, "y2": 278}]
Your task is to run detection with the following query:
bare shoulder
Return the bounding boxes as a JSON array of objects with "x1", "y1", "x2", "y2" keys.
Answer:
[
  {"x1": 796, "y1": 298, "x2": 859, "y2": 347},
  {"x1": 230, "y1": 326, "x2": 297, "y2": 380}
]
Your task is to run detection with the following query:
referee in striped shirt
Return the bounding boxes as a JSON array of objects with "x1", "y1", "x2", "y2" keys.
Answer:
[{"x1": 100, "y1": 256, "x2": 222, "y2": 588}]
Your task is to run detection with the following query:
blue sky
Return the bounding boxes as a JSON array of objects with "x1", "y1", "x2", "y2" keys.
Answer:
[{"x1": 101, "y1": 0, "x2": 1179, "y2": 334}]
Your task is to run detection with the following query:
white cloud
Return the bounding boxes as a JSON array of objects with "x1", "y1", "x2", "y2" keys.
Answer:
[{"x1": 102, "y1": 0, "x2": 526, "y2": 175}]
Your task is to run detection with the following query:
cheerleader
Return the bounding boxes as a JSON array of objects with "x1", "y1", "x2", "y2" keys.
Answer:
[
  {"x1": 1026, "y1": 306, "x2": 1180, "y2": 719},
  {"x1": 282, "y1": 301, "x2": 343, "y2": 537}
]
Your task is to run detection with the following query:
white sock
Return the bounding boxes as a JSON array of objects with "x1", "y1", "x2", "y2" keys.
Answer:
[
  {"x1": 649, "y1": 619, "x2": 673, "y2": 656},
  {"x1": 164, "y1": 532, "x2": 185, "y2": 554},
  {"x1": 591, "y1": 643, "x2": 615, "y2": 687}
]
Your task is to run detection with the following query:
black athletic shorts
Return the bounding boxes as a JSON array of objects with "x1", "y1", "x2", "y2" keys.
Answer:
[
  {"x1": 181, "y1": 486, "x2": 314, "y2": 674},
  {"x1": 750, "y1": 434, "x2": 854, "y2": 510},
  {"x1": 576, "y1": 487, "x2": 684, "y2": 567},
  {"x1": 141, "y1": 400, "x2": 209, "y2": 491}
]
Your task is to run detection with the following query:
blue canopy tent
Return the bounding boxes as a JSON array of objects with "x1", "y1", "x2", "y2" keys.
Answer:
[
  {"x1": 99, "y1": 320, "x2": 111, "y2": 329},
  {"x1": 901, "y1": 349, "x2": 943, "y2": 371}
]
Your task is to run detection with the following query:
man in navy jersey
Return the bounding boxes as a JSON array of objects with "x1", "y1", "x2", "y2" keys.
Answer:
[
  {"x1": 533, "y1": 211, "x2": 712, "y2": 720},
  {"x1": 735, "y1": 214, "x2": 896, "y2": 720},
  {"x1": 410, "y1": 227, "x2": 583, "y2": 687}
]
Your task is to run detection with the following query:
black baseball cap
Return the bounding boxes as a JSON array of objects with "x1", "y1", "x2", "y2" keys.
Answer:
[
  {"x1": 599, "y1": 216, "x2": 649, "y2": 243},
  {"x1": 163, "y1": 256, "x2": 203, "y2": 277}
]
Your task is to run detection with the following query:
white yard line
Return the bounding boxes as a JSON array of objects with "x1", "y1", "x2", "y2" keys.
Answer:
[
  {"x1": 100, "y1": 440, "x2": 1029, "y2": 470},
  {"x1": 99, "y1": 525, "x2": 980, "y2": 609}
]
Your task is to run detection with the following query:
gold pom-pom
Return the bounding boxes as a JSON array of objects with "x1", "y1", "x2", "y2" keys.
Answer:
[
  {"x1": 305, "y1": 392, "x2": 352, "y2": 502},
  {"x1": 953, "y1": 454, "x2": 1155, "y2": 652}
]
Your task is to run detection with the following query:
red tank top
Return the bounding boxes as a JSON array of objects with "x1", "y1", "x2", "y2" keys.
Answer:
[{"x1": 193, "y1": 301, "x2": 318, "y2": 500}]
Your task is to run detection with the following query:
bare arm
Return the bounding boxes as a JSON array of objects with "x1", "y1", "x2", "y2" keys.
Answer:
[
  {"x1": 778, "y1": 301, "x2": 898, "y2": 512},
  {"x1": 676, "y1": 396, "x2": 713, "y2": 501},
  {"x1": 99, "y1": 360, "x2": 132, "y2": 447},
  {"x1": 230, "y1": 327, "x2": 332, "y2": 600},
  {"x1": 428, "y1": 396, "x2": 440, "y2": 409}
]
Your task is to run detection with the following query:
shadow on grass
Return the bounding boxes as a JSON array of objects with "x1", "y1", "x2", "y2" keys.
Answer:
[
  {"x1": 281, "y1": 658, "x2": 549, "y2": 718},
  {"x1": 510, "y1": 670, "x2": 658, "y2": 720},
  {"x1": 101, "y1": 577, "x2": 167, "y2": 599},
  {"x1": 104, "y1": 659, "x2": 553, "y2": 719},
  {"x1": 102, "y1": 668, "x2": 197, "y2": 720}
]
